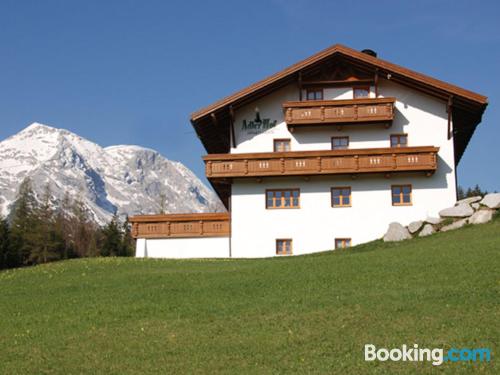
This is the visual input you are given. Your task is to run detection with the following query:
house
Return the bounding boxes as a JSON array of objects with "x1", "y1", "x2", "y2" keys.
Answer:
[{"x1": 130, "y1": 44, "x2": 488, "y2": 258}]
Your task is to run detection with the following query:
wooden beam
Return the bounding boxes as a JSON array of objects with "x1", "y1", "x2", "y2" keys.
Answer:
[
  {"x1": 374, "y1": 68, "x2": 379, "y2": 98},
  {"x1": 302, "y1": 79, "x2": 374, "y2": 88},
  {"x1": 298, "y1": 71, "x2": 303, "y2": 101},
  {"x1": 447, "y1": 96, "x2": 453, "y2": 140},
  {"x1": 229, "y1": 105, "x2": 236, "y2": 149}
]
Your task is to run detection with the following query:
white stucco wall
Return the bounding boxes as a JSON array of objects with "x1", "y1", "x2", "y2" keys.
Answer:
[
  {"x1": 232, "y1": 81, "x2": 454, "y2": 158},
  {"x1": 311, "y1": 86, "x2": 375, "y2": 100},
  {"x1": 229, "y1": 79, "x2": 457, "y2": 257},
  {"x1": 231, "y1": 174, "x2": 453, "y2": 258},
  {"x1": 135, "y1": 237, "x2": 230, "y2": 259}
]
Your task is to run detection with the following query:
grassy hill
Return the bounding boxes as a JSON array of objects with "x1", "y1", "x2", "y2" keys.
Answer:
[{"x1": 0, "y1": 217, "x2": 498, "y2": 374}]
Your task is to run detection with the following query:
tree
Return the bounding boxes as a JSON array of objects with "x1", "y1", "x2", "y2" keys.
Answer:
[
  {"x1": 69, "y1": 197, "x2": 99, "y2": 258},
  {"x1": 100, "y1": 214, "x2": 122, "y2": 257},
  {"x1": 158, "y1": 192, "x2": 167, "y2": 214},
  {"x1": 466, "y1": 184, "x2": 487, "y2": 198},
  {"x1": 457, "y1": 185, "x2": 488, "y2": 200},
  {"x1": 10, "y1": 178, "x2": 39, "y2": 265},
  {"x1": 28, "y1": 184, "x2": 63, "y2": 264},
  {"x1": 0, "y1": 217, "x2": 12, "y2": 269},
  {"x1": 54, "y1": 192, "x2": 76, "y2": 259},
  {"x1": 119, "y1": 216, "x2": 134, "y2": 257}
]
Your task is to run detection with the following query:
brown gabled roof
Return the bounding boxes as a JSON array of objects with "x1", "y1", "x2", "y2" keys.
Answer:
[{"x1": 191, "y1": 44, "x2": 487, "y2": 121}]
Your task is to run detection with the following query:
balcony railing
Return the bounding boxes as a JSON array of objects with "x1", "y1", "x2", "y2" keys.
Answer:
[
  {"x1": 129, "y1": 213, "x2": 230, "y2": 239},
  {"x1": 204, "y1": 146, "x2": 438, "y2": 179},
  {"x1": 283, "y1": 97, "x2": 395, "y2": 129}
]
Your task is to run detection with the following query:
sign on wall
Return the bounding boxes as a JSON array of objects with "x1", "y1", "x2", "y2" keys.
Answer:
[{"x1": 241, "y1": 108, "x2": 277, "y2": 135}]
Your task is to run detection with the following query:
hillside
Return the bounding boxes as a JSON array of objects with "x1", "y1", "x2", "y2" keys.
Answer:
[
  {"x1": 0, "y1": 218, "x2": 498, "y2": 374},
  {"x1": 0, "y1": 123, "x2": 223, "y2": 224}
]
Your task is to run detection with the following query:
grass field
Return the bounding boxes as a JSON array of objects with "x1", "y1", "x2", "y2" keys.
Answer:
[{"x1": 0, "y1": 217, "x2": 499, "y2": 374}]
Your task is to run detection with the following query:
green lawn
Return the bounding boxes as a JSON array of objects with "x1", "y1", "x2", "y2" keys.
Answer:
[{"x1": 1, "y1": 217, "x2": 499, "y2": 374}]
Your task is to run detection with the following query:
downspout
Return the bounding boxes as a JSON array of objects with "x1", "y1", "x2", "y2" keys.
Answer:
[
  {"x1": 228, "y1": 184, "x2": 232, "y2": 258},
  {"x1": 447, "y1": 96, "x2": 459, "y2": 201}
]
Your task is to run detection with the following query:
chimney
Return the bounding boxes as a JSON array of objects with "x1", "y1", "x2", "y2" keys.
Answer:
[{"x1": 361, "y1": 49, "x2": 377, "y2": 58}]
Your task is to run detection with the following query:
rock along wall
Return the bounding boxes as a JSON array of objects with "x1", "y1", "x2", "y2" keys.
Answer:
[{"x1": 383, "y1": 193, "x2": 500, "y2": 242}]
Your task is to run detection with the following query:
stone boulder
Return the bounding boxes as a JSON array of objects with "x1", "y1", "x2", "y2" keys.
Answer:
[
  {"x1": 408, "y1": 220, "x2": 423, "y2": 234},
  {"x1": 418, "y1": 224, "x2": 435, "y2": 237},
  {"x1": 439, "y1": 203, "x2": 474, "y2": 218},
  {"x1": 441, "y1": 219, "x2": 468, "y2": 232},
  {"x1": 456, "y1": 196, "x2": 482, "y2": 205},
  {"x1": 471, "y1": 203, "x2": 480, "y2": 210},
  {"x1": 468, "y1": 210, "x2": 494, "y2": 225},
  {"x1": 480, "y1": 193, "x2": 500, "y2": 209},
  {"x1": 425, "y1": 216, "x2": 442, "y2": 225},
  {"x1": 383, "y1": 222, "x2": 412, "y2": 242}
]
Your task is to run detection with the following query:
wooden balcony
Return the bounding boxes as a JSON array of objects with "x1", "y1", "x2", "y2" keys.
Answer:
[
  {"x1": 204, "y1": 146, "x2": 438, "y2": 179},
  {"x1": 129, "y1": 213, "x2": 230, "y2": 239},
  {"x1": 283, "y1": 97, "x2": 395, "y2": 130}
]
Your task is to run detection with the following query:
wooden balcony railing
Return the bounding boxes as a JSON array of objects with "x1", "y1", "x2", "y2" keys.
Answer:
[
  {"x1": 129, "y1": 213, "x2": 230, "y2": 239},
  {"x1": 283, "y1": 97, "x2": 395, "y2": 129},
  {"x1": 204, "y1": 146, "x2": 438, "y2": 179}
]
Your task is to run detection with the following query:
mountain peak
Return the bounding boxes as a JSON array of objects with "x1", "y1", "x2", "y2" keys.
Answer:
[
  {"x1": 22, "y1": 122, "x2": 59, "y2": 133},
  {"x1": 0, "y1": 123, "x2": 224, "y2": 222},
  {"x1": 105, "y1": 144, "x2": 158, "y2": 154}
]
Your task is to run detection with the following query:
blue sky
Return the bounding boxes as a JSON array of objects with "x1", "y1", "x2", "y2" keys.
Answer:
[{"x1": 0, "y1": 0, "x2": 498, "y2": 191}]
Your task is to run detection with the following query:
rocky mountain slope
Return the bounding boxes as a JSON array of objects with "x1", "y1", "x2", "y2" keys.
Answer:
[{"x1": 0, "y1": 123, "x2": 224, "y2": 224}]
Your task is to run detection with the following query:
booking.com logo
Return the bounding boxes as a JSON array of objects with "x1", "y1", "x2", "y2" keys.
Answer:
[{"x1": 365, "y1": 344, "x2": 491, "y2": 366}]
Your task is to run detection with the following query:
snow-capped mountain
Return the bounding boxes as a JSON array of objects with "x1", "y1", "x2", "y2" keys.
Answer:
[{"x1": 0, "y1": 123, "x2": 224, "y2": 224}]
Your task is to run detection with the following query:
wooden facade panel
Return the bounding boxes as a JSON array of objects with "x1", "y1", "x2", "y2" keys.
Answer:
[
  {"x1": 284, "y1": 158, "x2": 319, "y2": 173},
  {"x1": 321, "y1": 156, "x2": 357, "y2": 172},
  {"x1": 395, "y1": 153, "x2": 435, "y2": 169},
  {"x1": 247, "y1": 159, "x2": 282, "y2": 175},
  {"x1": 210, "y1": 161, "x2": 246, "y2": 174},
  {"x1": 356, "y1": 103, "x2": 393, "y2": 120},
  {"x1": 323, "y1": 106, "x2": 356, "y2": 121},
  {"x1": 358, "y1": 154, "x2": 393, "y2": 170},
  {"x1": 290, "y1": 107, "x2": 322, "y2": 122}
]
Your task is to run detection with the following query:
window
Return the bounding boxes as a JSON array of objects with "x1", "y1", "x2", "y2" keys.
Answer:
[
  {"x1": 353, "y1": 86, "x2": 370, "y2": 98},
  {"x1": 276, "y1": 239, "x2": 292, "y2": 255},
  {"x1": 331, "y1": 187, "x2": 351, "y2": 207},
  {"x1": 390, "y1": 134, "x2": 408, "y2": 148},
  {"x1": 266, "y1": 189, "x2": 300, "y2": 209},
  {"x1": 392, "y1": 185, "x2": 412, "y2": 206},
  {"x1": 331, "y1": 136, "x2": 349, "y2": 150},
  {"x1": 306, "y1": 88, "x2": 323, "y2": 101},
  {"x1": 273, "y1": 138, "x2": 291, "y2": 152},
  {"x1": 335, "y1": 238, "x2": 351, "y2": 249}
]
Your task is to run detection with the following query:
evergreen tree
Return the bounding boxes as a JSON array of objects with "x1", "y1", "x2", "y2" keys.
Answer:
[
  {"x1": 119, "y1": 216, "x2": 134, "y2": 257},
  {"x1": 70, "y1": 197, "x2": 96, "y2": 257},
  {"x1": 0, "y1": 217, "x2": 12, "y2": 269},
  {"x1": 469, "y1": 184, "x2": 487, "y2": 197},
  {"x1": 158, "y1": 192, "x2": 167, "y2": 214},
  {"x1": 100, "y1": 214, "x2": 122, "y2": 257},
  {"x1": 54, "y1": 192, "x2": 75, "y2": 259},
  {"x1": 28, "y1": 184, "x2": 62, "y2": 264},
  {"x1": 458, "y1": 185, "x2": 487, "y2": 199},
  {"x1": 10, "y1": 178, "x2": 39, "y2": 265}
]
